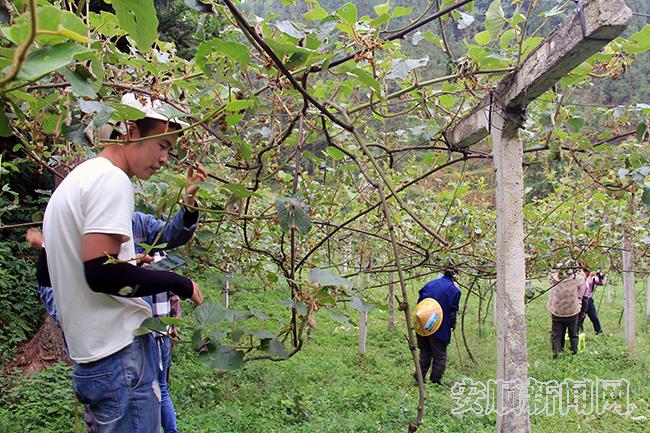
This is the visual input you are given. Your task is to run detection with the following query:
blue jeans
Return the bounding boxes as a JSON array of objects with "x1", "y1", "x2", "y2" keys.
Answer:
[
  {"x1": 72, "y1": 334, "x2": 161, "y2": 433},
  {"x1": 578, "y1": 297, "x2": 603, "y2": 334},
  {"x1": 158, "y1": 336, "x2": 178, "y2": 433}
]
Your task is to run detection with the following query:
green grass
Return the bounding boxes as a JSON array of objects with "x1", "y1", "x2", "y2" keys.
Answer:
[{"x1": 1, "y1": 278, "x2": 648, "y2": 433}]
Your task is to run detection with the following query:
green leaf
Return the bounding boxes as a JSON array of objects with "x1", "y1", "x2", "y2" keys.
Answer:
[
  {"x1": 221, "y1": 183, "x2": 258, "y2": 198},
  {"x1": 625, "y1": 25, "x2": 650, "y2": 54},
  {"x1": 277, "y1": 197, "x2": 312, "y2": 235},
  {"x1": 0, "y1": 103, "x2": 11, "y2": 137},
  {"x1": 213, "y1": 39, "x2": 251, "y2": 65},
  {"x1": 18, "y1": 42, "x2": 90, "y2": 81},
  {"x1": 251, "y1": 330, "x2": 276, "y2": 339},
  {"x1": 60, "y1": 68, "x2": 96, "y2": 98},
  {"x1": 304, "y1": 0, "x2": 329, "y2": 21},
  {"x1": 3, "y1": 5, "x2": 88, "y2": 47},
  {"x1": 474, "y1": 31, "x2": 491, "y2": 45},
  {"x1": 636, "y1": 122, "x2": 647, "y2": 143},
  {"x1": 325, "y1": 146, "x2": 346, "y2": 161},
  {"x1": 566, "y1": 116, "x2": 584, "y2": 132},
  {"x1": 250, "y1": 309, "x2": 270, "y2": 321},
  {"x1": 337, "y1": 3, "x2": 357, "y2": 24},
  {"x1": 62, "y1": 119, "x2": 91, "y2": 146},
  {"x1": 198, "y1": 346, "x2": 244, "y2": 371},
  {"x1": 193, "y1": 303, "x2": 228, "y2": 324},
  {"x1": 350, "y1": 296, "x2": 375, "y2": 312},
  {"x1": 238, "y1": 140, "x2": 252, "y2": 161},
  {"x1": 227, "y1": 310, "x2": 253, "y2": 322},
  {"x1": 225, "y1": 99, "x2": 255, "y2": 112},
  {"x1": 392, "y1": 6, "x2": 413, "y2": 18},
  {"x1": 109, "y1": 103, "x2": 146, "y2": 122},
  {"x1": 500, "y1": 28, "x2": 515, "y2": 49},
  {"x1": 210, "y1": 330, "x2": 227, "y2": 344},
  {"x1": 308, "y1": 268, "x2": 351, "y2": 287},
  {"x1": 140, "y1": 317, "x2": 167, "y2": 334},
  {"x1": 327, "y1": 310, "x2": 353, "y2": 328},
  {"x1": 195, "y1": 230, "x2": 218, "y2": 244},
  {"x1": 261, "y1": 338, "x2": 290, "y2": 359},
  {"x1": 226, "y1": 113, "x2": 244, "y2": 127},
  {"x1": 112, "y1": 0, "x2": 158, "y2": 51},
  {"x1": 374, "y1": 3, "x2": 390, "y2": 16},
  {"x1": 520, "y1": 37, "x2": 544, "y2": 57},
  {"x1": 387, "y1": 56, "x2": 429, "y2": 81},
  {"x1": 643, "y1": 187, "x2": 650, "y2": 209},
  {"x1": 485, "y1": 0, "x2": 506, "y2": 37},
  {"x1": 275, "y1": 20, "x2": 304, "y2": 39},
  {"x1": 279, "y1": 300, "x2": 307, "y2": 316},
  {"x1": 339, "y1": 65, "x2": 381, "y2": 94},
  {"x1": 439, "y1": 94, "x2": 456, "y2": 109}
]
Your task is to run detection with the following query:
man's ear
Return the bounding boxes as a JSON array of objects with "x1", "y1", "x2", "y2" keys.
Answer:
[{"x1": 126, "y1": 122, "x2": 141, "y2": 141}]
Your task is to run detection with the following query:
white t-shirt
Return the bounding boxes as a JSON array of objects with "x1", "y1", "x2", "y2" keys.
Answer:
[{"x1": 43, "y1": 157, "x2": 151, "y2": 363}]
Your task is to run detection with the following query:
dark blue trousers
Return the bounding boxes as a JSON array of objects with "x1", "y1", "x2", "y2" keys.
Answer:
[{"x1": 578, "y1": 297, "x2": 602, "y2": 334}]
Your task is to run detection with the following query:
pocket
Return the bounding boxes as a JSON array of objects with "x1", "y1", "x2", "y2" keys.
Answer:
[
  {"x1": 123, "y1": 335, "x2": 157, "y2": 389},
  {"x1": 73, "y1": 371, "x2": 121, "y2": 423}
]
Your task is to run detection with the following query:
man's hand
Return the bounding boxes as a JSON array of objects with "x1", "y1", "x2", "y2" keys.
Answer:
[
  {"x1": 26, "y1": 228, "x2": 44, "y2": 249},
  {"x1": 190, "y1": 280, "x2": 204, "y2": 305},
  {"x1": 183, "y1": 163, "x2": 207, "y2": 207}
]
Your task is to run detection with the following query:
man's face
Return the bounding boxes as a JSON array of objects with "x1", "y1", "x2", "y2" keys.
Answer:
[{"x1": 125, "y1": 120, "x2": 179, "y2": 180}]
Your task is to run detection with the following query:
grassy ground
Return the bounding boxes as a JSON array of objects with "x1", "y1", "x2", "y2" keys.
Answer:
[{"x1": 1, "y1": 277, "x2": 648, "y2": 433}]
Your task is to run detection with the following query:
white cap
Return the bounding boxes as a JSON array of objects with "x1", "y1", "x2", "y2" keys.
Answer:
[{"x1": 120, "y1": 92, "x2": 189, "y2": 128}]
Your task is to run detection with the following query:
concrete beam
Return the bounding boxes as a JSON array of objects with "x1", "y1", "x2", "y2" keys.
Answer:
[{"x1": 447, "y1": 0, "x2": 632, "y2": 149}]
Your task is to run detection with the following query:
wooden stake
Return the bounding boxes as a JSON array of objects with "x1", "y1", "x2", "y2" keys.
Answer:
[{"x1": 359, "y1": 310, "x2": 368, "y2": 355}]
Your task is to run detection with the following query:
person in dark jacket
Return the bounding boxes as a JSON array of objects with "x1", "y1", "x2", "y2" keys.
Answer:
[{"x1": 415, "y1": 269, "x2": 461, "y2": 384}]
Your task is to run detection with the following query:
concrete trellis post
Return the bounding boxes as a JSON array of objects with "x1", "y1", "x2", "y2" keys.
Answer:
[
  {"x1": 646, "y1": 275, "x2": 650, "y2": 325},
  {"x1": 388, "y1": 272, "x2": 395, "y2": 331},
  {"x1": 442, "y1": 1, "x2": 631, "y2": 430},
  {"x1": 622, "y1": 196, "x2": 636, "y2": 354},
  {"x1": 491, "y1": 112, "x2": 530, "y2": 432},
  {"x1": 359, "y1": 310, "x2": 368, "y2": 354}
]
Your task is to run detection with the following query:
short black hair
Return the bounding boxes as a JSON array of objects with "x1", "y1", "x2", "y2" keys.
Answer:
[
  {"x1": 135, "y1": 118, "x2": 182, "y2": 137},
  {"x1": 109, "y1": 118, "x2": 182, "y2": 140},
  {"x1": 443, "y1": 268, "x2": 458, "y2": 279}
]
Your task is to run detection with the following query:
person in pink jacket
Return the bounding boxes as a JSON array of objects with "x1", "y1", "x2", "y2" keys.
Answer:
[{"x1": 577, "y1": 268, "x2": 605, "y2": 334}]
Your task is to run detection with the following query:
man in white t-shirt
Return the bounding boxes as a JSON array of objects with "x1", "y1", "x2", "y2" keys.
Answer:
[{"x1": 43, "y1": 93, "x2": 204, "y2": 433}]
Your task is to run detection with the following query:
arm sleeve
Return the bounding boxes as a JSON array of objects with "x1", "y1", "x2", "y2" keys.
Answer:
[
  {"x1": 82, "y1": 169, "x2": 133, "y2": 240},
  {"x1": 134, "y1": 207, "x2": 198, "y2": 253},
  {"x1": 36, "y1": 249, "x2": 51, "y2": 287},
  {"x1": 449, "y1": 289, "x2": 461, "y2": 329},
  {"x1": 84, "y1": 257, "x2": 194, "y2": 299}
]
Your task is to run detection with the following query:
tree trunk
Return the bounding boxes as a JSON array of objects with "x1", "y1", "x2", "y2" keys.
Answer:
[{"x1": 8, "y1": 315, "x2": 71, "y2": 373}]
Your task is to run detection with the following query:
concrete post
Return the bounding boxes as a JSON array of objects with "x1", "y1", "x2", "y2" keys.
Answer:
[
  {"x1": 492, "y1": 112, "x2": 530, "y2": 433},
  {"x1": 359, "y1": 310, "x2": 368, "y2": 354},
  {"x1": 622, "y1": 197, "x2": 636, "y2": 354}
]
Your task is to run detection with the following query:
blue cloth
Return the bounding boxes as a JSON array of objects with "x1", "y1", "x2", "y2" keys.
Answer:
[
  {"x1": 131, "y1": 207, "x2": 198, "y2": 256},
  {"x1": 131, "y1": 207, "x2": 197, "y2": 313},
  {"x1": 38, "y1": 285, "x2": 60, "y2": 327},
  {"x1": 158, "y1": 336, "x2": 178, "y2": 433},
  {"x1": 417, "y1": 275, "x2": 461, "y2": 343},
  {"x1": 72, "y1": 334, "x2": 161, "y2": 433}
]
